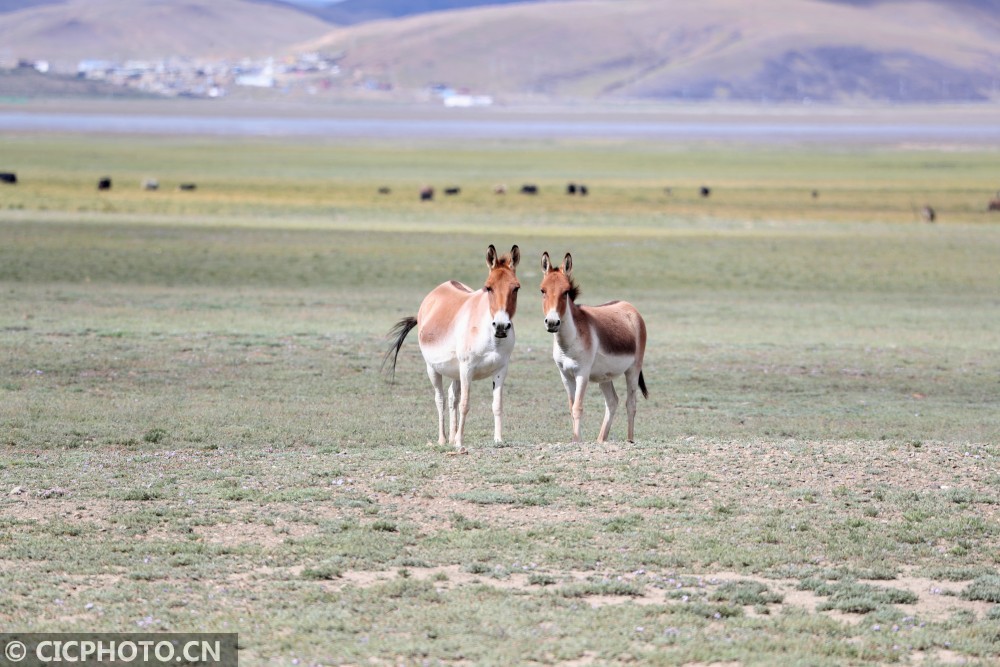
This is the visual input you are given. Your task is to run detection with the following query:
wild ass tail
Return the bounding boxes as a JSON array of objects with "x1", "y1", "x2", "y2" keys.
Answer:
[
  {"x1": 638, "y1": 370, "x2": 649, "y2": 399},
  {"x1": 382, "y1": 316, "x2": 418, "y2": 383}
]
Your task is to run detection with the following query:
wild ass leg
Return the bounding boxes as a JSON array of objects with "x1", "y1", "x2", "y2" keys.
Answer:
[
  {"x1": 557, "y1": 371, "x2": 577, "y2": 441},
  {"x1": 491, "y1": 365, "x2": 508, "y2": 443},
  {"x1": 448, "y1": 380, "x2": 460, "y2": 445},
  {"x1": 454, "y1": 364, "x2": 474, "y2": 451},
  {"x1": 570, "y1": 374, "x2": 589, "y2": 442},
  {"x1": 597, "y1": 381, "x2": 619, "y2": 443},
  {"x1": 624, "y1": 367, "x2": 640, "y2": 442},
  {"x1": 427, "y1": 365, "x2": 447, "y2": 445}
]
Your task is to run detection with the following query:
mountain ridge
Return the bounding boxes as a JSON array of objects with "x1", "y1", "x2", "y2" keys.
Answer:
[
  {"x1": 298, "y1": 0, "x2": 1000, "y2": 103},
  {"x1": 0, "y1": 0, "x2": 333, "y2": 68},
  {"x1": 0, "y1": 0, "x2": 996, "y2": 104}
]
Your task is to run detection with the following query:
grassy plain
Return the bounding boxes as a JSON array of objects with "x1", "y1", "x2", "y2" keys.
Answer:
[{"x1": 1, "y1": 133, "x2": 999, "y2": 665}]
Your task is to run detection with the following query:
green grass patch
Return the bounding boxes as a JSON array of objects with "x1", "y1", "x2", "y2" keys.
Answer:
[
  {"x1": 709, "y1": 580, "x2": 784, "y2": 606},
  {"x1": 800, "y1": 579, "x2": 919, "y2": 614},
  {"x1": 558, "y1": 579, "x2": 644, "y2": 598},
  {"x1": 961, "y1": 576, "x2": 1000, "y2": 603},
  {"x1": 451, "y1": 490, "x2": 518, "y2": 505}
]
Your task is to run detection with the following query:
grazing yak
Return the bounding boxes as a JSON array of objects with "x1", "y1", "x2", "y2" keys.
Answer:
[{"x1": 988, "y1": 192, "x2": 1000, "y2": 212}]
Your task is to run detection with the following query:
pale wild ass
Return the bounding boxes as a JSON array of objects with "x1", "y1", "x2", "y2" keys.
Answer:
[{"x1": 385, "y1": 245, "x2": 521, "y2": 452}]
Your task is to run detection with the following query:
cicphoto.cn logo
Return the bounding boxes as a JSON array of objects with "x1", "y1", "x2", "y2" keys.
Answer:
[{"x1": 1, "y1": 633, "x2": 238, "y2": 666}]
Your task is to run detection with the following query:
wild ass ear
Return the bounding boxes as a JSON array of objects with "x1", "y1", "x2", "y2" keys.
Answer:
[
  {"x1": 510, "y1": 245, "x2": 520, "y2": 269},
  {"x1": 541, "y1": 251, "x2": 551, "y2": 273},
  {"x1": 563, "y1": 252, "x2": 573, "y2": 276},
  {"x1": 487, "y1": 244, "x2": 498, "y2": 269}
]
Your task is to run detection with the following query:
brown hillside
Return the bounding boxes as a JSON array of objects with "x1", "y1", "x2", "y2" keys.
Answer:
[
  {"x1": 301, "y1": 0, "x2": 1000, "y2": 103},
  {"x1": 0, "y1": 0, "x2": 333, "y2": 70}
]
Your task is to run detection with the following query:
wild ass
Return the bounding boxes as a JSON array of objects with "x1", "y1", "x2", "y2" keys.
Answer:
[
  {"x1": 540, "y1": 251, "x2": 648, "y2": 443},
  {"x1": 385, "y1": 245, "x2": 521, "y2": 451}
]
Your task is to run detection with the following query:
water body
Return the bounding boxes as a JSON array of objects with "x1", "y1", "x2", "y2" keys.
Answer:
[{"x1": 1, "y1": 110, "x2": 999, "y2": 142}]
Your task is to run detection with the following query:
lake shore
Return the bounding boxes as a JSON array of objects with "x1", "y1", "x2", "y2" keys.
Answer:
[{"x1": 3, "y1": 98, "x2": 1000, "y2": 144}]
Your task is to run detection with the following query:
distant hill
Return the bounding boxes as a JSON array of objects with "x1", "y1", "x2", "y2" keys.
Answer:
[
  {"x1": 299, "y1": 0, "x2": 1000, "y2": 103},
  {"x1": 0, "y1": 0, "x2": 60, "y2": 13},
  {"x1": 270, "y1": 0, "x2": 542, "y2": 25},
  {"x1": 275, "y1": 0, "x2": 1000, "y2": 26},
  {"x1": 0, "y1": 0, "x2": 333, "y2": 70},
  {"x1": 1, "y1": 0, "x2": 997, "y2": 104}
]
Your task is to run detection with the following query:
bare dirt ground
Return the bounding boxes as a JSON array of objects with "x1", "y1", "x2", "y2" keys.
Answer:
[{"x1": 9, "y1": 472, "x2": 991, "y2": 629}]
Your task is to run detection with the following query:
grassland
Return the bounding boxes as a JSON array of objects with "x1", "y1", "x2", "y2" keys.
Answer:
[{"x1": 1, "y1": 133, "x2": 998, "y2": 665}]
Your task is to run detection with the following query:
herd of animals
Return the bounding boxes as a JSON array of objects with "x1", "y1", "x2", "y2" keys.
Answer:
[
  {"x1": 402, "y1": 182, "x2": 1000, "y2": 221},
  {"x1": 3, "y1": 172, "x2": 999, "y2": 218},
  {"x1": 0, "y1": 173, "x2": 197, "y2": 191},
  {"x1": 385, "y1": 243, "x2": 648, "y2": 453}
]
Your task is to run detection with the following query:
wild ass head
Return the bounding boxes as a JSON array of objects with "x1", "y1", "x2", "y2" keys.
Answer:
[
  {"x1": 485, "y1": 244, "x2": 521, "y2": 338},
  {"x1": 539, "y1": 251, "x2": 580, "y2": 333}
]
